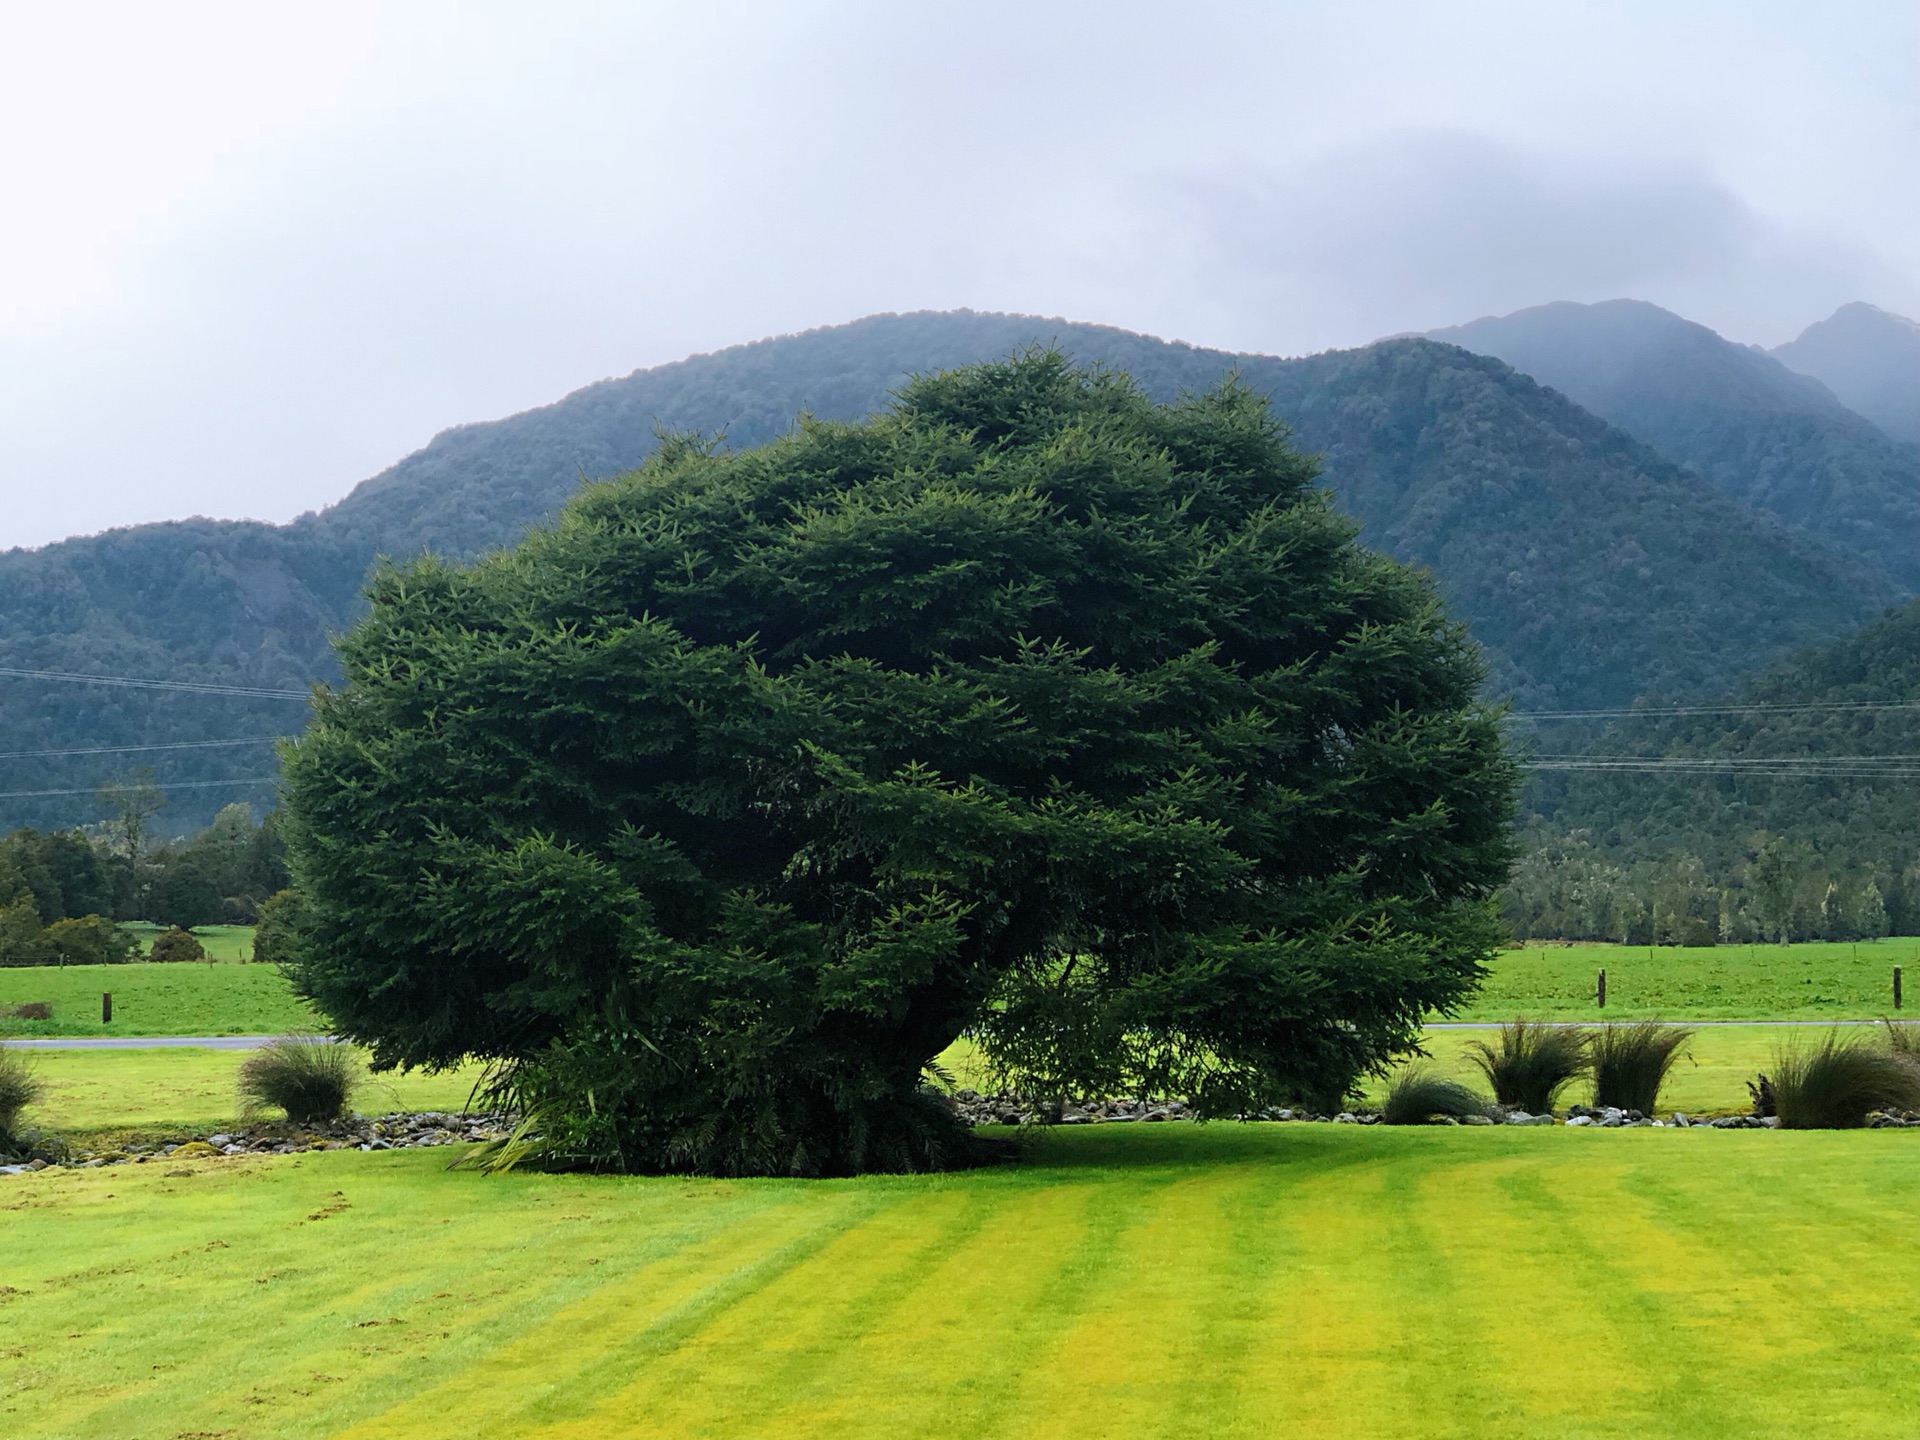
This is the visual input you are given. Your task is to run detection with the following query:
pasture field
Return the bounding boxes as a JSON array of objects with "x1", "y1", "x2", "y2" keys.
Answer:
[
  {"x1": 1458, "y1": 938, "x2": 1920, "y2": 1020},
  {"x1": 6, "y1": 1126, "x2": 1920, "y2": 1438},
  {"x1": 9, "y1": 940, "x2": 1918, "y2": 1040},
  {"x1": 120, "y1": 922, "x2": 257, "y2": 962},
  {"x1": 17, "y1": 1047, "x2": 488, "y2": 1139},
  {"x1": 0, "y1": 962, "x2": 318, "y2": 1038}
]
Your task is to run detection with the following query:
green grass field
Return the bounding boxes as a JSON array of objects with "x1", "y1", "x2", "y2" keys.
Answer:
[
  {"x1": 119, "y1": 922, "x2": 258, "y2": 961},
  {"x1": 0, "y1": 962, "x2": 318, "y2": 1037},
  {"x1": 17, "y1": 1047, "x2": 488, "y2": 1139},
  {"x1": 6, "y1": 1126, "x2": 1920, "y2": 1438},
  {"x1": 1461, "y1": 938, "x2": 1920, "y2": 1019}
]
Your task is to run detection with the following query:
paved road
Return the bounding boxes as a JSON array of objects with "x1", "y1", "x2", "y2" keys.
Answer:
[
  {"x1": 4, "y1": 1021, "x2": 1896, "y2": 1052},
  {"x1": 2, "y1": 1035, "x2": 323, "y2": 1050}
]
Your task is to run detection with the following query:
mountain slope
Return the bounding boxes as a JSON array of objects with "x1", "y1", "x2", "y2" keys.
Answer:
[
  {"x1": 1430, "y1": 299, "x2": 1920, "y2": 589},
  {"x1": 1530, "y1": 598, "x2": 1920, "y2": 890},
  {"x1": 0, "y1": 311, "x2": 1891, "y2": 831},
  {"x1": 1772, "y1": 302, "x2": 1920, "y2": 445}
]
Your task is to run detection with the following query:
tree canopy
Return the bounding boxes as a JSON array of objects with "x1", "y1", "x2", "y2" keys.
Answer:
[{"x1": 283, "y1": 352, "x2": 1516, "y2": 1175}]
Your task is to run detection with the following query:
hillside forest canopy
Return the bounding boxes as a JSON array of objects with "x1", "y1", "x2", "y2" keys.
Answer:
[{"x1": 281, "y1": 353, "x2": 1517, "y2": 1176}]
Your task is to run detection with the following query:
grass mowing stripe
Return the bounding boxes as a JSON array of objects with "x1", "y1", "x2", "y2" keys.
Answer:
[{"x1": 336, "y1": 1182, "x2": 883, "y2": 1439}]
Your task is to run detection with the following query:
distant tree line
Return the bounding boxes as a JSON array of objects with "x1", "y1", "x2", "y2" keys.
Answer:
[
  {"x1": 0, "y1": 786, "x2": 289, "y2": 966},
  {"x1": 1501, "y1": 828, "x2": 1914, "y2": 945}
]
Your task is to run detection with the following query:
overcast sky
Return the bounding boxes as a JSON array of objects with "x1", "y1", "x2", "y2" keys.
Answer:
[{"x1": 2, "y1": 1, "x2": 1915, "y2": 550}]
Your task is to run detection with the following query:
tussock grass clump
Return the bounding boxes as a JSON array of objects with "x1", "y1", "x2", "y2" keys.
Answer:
[
  {"x1": 1773, "y1": 1032, "x2": 1920, "y2": 1129},
  {"x1": 1381, "y1": 1066, "x2": 1489, "y2": 1125},
  {"x1": 237, "y1": 1036, "x2": 361, "y2": 1124},
  {"x1": 1590, "y1": 1022, "x2": 1692, "y2": 1113},
  {"x1": 0, "y1": 1043, "x2": 44, "y2": 1142},
  {"x1": 1465, "y1": 1019, "x2": 1588, "y2": 1114},
  {"x1": 1882, "y1": 1020, "x2": 1920, "y2": 1058}
]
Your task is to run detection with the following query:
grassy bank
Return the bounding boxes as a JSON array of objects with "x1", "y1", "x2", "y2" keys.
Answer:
[
  {"x1": 0, "y1": 962, "x2": 317, "y2": 1037},
  {"x1": 5, "y1": 1127, "x2": 1920, "y2": 1438}
]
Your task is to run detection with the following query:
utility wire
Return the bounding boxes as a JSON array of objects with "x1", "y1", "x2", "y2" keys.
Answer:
[
  {"x1": 1513, "y1": 700, "x2": 1920, "y2": 721},
  {"x1": 0, "y1": 666, "x2": 309, "y2": 700},
  {"x1": 0, "y1": 776, "x2": 280, "y2": 800},
  {"x1": 0, "y1": 737, "x2": 285, "y2": 761}
]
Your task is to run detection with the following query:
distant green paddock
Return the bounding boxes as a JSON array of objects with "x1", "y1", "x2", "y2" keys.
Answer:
[
  {"x1": 119, "y1": 921, "x2": 256, "y2": 961},
  {"x1": 6, "y1": 1126, "x2": 1920, "y2": 1438},
  {"x1": 0, "y1": 962, "x2": 317, "y2": 1037},
  {"x1": 1459, "y1": 937, "x2": 1920, "y2": 1020}
]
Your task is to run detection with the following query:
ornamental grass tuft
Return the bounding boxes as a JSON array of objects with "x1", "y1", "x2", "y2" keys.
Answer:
[
  {"x1": 1590, "y1": 1021, "x2": 1692, "y2": 1113},
  {"x1": 236, "y1": 1035, "x2": 361, "y2": 1124},
  {"x1": 1772, "y1": 1031, "x2": 1920, "y2": 1130},
  {"x1": 1381, "y1": 1065, "x2": 1489, "y2": 1125},
  {"x1": 1464, "y1": 1019, "x2": 1587, "y2": 1114},
  {"x1": 0, "y1": 1042, "x2": 43, "y2": 1142}
]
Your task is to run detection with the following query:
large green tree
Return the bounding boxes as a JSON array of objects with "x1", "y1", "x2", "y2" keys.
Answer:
[{"x1": 282, "y1": 353, "x2": 1515, "y2": 1175}]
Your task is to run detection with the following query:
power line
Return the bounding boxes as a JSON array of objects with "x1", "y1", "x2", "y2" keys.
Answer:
[
  {"x1": 1512, "y1": 700, "x2": 1920, "y2": 721},
  {"x1": 0, "y1": 665, "x2": 309, "y2": 700},
  {"x1": 0, "y1": 737, "x2": 286, "y2": 761},
  {"x1": 0, "y1": 776, "x2": 280, "y2": 801}
]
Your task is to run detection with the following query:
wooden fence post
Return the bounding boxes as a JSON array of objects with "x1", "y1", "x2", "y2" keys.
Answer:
[
  {"x1": 1597, "y1": 968, "x2": 1607, "y2": 1009},
  {"x1": 1896, "y1": 966, "x2": 1904, "y2": 1011},
  {"x1": 102, "y1": 992, "x2": 113, "y2": 1025}
]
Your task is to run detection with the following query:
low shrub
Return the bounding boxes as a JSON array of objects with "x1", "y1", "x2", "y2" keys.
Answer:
[
  {"x1": 1590, "y1": 1022, "x2": 1693, "y2": 1113},
  {"x1": 1772, "y1": 1032, "x2": 1920, "y2": 1129},
  {"x1": 236, "y1": 1036, "x2": 361, "y2": 1124},
  {"x1": 0, "y1": 1043, "x2": 44, "y2": 1142},
  {"x1": 44, "y1": 916, "x2": 140, "y2": 966},
  {"x1": 7, "y1": 1002, "x2": 52, "y2": 1021},
  {"x1": 1381, "y1": 1065, "x2": 1490, "y2": 1125},
  {"x1": 148, "y1": 927, "x2": 207, "y2": 963},
  {"x1": 1465, "y1": 1019, "x2": 1588, "y2": 1114}
]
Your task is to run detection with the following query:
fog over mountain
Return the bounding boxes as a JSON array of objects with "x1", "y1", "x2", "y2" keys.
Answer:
[{"x1": 1772, "y1": 302, "x2": 1920, "y2": 444}]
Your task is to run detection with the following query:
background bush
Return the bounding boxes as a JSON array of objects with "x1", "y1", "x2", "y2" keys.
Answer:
[
  {"x1": 236, "y1": 1036, "x2": 361, "y2": 1124},
  {"x1": 148, "y1": 927, "x2": 207, "y2": 964}
]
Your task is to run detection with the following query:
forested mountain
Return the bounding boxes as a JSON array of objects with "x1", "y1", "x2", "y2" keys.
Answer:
[
  {"x1": 1430, "y1": 299, "x2": 1920, "y2": 590},
  {"x1": 1512, "y1": 599, "x2": 1920, "y2": 939},
  {"x1": 1772, "y1": 302, "x2": 1920, "y2": 445},
  {"x1": 0, "y1": 310, "x2": 1893, "y2": 832}
]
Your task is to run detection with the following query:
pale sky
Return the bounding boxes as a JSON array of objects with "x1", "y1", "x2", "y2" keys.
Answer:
[{"x1": 1, "y1": 1, "x2": 1915, "y2": 550}]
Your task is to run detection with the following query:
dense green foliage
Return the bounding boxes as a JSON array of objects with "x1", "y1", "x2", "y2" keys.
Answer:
[
  {"x1": 0, "y1": 311, "x2": 1889, "y2": 833},
  {"x1": 1379, "y1": 1064, "x2": 1489, "y2": 1124},
  {"x1": 1515, "y1": 599, "x2": 1920, "y2": 939},
  {"x1": 1589, "y1": 1021, "x2": 1692, "y2": 1113},
  {"x1": 1434, "y1": 299, "x2": 1920, "y2": 590},
  {"x1": 284, "y1": 353, "x2": 1515, "y2": 1174}
]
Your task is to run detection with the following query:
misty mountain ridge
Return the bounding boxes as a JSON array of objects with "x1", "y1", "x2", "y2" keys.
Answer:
[
  {"x1": 1429, "y1": 298, "x2": 1920, "y2": 592},
  {"x1": 1772, "y1": 301, "x2": 1920, "y2": 445},
  {"x1": 0, "y1": 307, "x2": 1901, "y2": 831}
]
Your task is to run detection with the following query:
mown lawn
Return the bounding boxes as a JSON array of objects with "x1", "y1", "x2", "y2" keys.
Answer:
[
  {"x1": 1460, "y1": 938, "x2": 1920, "y2": 1019},
  {"x1": 0, "y1": 962, "x2": 317, "y2": 1038},
  {"x1": 5, "y1": 1126, "x2": 1920, "y2": 1438},
  {"x1": 18, "y1": 1047, "x2": 487, "y2": 1139}
]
